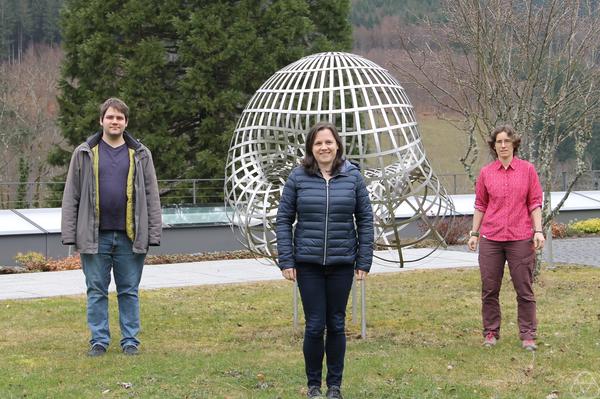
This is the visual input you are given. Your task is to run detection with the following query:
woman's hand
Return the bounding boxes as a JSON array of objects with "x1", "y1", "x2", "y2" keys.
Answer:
[
  {"x1": 534, "y1": 231, "x2": 545, "y2": 250},
  {"x1": 282, "y1": 268, "x2": 296, "y2": 282},
  {"x1": 467, "y1": 236, "x2": 479, "y2": 251},
  {"x1": 355, "y1": 269, "x2": 368, "y2": 280}
]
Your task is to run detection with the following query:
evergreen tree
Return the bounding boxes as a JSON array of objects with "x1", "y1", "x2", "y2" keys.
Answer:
[
  {"x1": 30, "y1": 0, "x2": 47, "y2": 43},
  {"x1": 0, "y1": 0, "x2": 19, "y2": 60},
  {"x1": 55, "y1": 0, "x2": 352, "y2": 183},
  {"x1": 0, "y1": 0, "x2": 64, "y2": 61}
]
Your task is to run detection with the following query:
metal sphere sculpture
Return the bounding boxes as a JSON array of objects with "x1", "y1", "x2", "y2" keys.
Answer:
[{"x1": 225, "y1": 52, "x2": 454, "y2": 266}]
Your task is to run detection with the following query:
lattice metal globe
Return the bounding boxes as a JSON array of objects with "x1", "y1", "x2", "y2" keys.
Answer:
[{"x1": 224, "y1": 52, "x2": 454, "y2": 265}]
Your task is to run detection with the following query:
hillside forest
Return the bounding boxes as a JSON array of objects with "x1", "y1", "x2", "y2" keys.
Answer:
[{"x1": 1, "y1": 0, "x2": 599, "y2": 209}]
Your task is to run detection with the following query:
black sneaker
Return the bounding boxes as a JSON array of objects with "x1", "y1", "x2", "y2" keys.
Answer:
[
  {"x1": 307, "y1": 386, "x2": 322, "y2": 398},
  {"x1": 122, "y1": 345, "x2": 139, "y2": 356},
  {"x1": 326, "y1": 386, "x2": 343, "y2": 399},
  {"x1": 87, "y1": 344, "x2": 106, "y2": 357}
]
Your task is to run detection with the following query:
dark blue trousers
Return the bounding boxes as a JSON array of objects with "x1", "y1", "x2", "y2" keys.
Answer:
[{"x1": 296, "y1": 263, "x2": 354, "y2": 388}]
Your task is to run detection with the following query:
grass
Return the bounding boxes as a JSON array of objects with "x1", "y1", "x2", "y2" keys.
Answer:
[
  {"x1": 352, "y1": 115, "x2": 482, "y2": 194},
  {"x1": 418, "y1": 117, "x2": 487, "y2": 174},
  {"x1": 417, "y1": 117, "x2": 489, "y2": 194},
  {"x1": 1, "y1": 265, "x2": 600, "y2": 398}
]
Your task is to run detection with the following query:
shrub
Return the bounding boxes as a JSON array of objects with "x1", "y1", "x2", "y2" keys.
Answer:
[
  {"x1": 551, "y1": 222, "x2": 567, "y2": 238},
  {"x1": 144, "y1": 250, "x2": 255, "y2": 264},
  {"x1": 569, "y1": 218, "x2": 600, "y2": 235},
  {"x1": 13, "y1": 252, "x2": 81, "y2": 272},
  {"x1": 6, "y1": 251, "x2": 258, "y2": 273},
  {"x1": 418, "y1": 216, "x2": 472, "y2": 245},
  {"x1": 46, "y1": 255, "x2": 81, "y2": 271},
  {"x1": 14, "y1": 252, "x2": 50, "y2": 272}
]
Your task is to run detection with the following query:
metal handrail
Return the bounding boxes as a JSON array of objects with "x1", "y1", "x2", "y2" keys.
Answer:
[{"x1": 1, "y1": 171, "x2": 600, "y2": 209}]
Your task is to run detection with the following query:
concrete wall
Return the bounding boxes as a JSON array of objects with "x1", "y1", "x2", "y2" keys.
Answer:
[
  {"x1": 396, "y1": 209, "x2": 600, "y2": 238},
  {"x1": 1, "y1": 208, "x2": 598, "y2": 266},
  {"x1": 0, "y1": 225, "x2": 246, "y2": 266}
]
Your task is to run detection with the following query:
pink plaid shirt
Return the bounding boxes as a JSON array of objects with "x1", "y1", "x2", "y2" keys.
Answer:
[{"x1": 474, "y1": 157, "x2": 543, "y2": 241}]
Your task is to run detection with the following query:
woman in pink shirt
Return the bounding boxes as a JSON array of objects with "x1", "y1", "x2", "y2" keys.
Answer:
[{"x1": 467, "y1": 125, "x2": 545, "y2": 351}]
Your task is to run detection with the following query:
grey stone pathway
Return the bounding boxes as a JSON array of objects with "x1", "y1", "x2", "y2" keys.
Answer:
[
  {"x1": 0, "y1": 248, "x2": 478, "y2": 300},
  {"x1": 448, "y1": 236, "x2": 600, "y2": 267},
  {"x1": 2, "y1": 238, "x2": 597, "y2": 301},
  {"x1": 546, "y1": 237, "x2": 600, "y2": 266}
]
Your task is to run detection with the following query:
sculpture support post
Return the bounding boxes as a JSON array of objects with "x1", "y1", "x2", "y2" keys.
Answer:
[
  {"x1": 351, "y1": 277, "x2": 357, "y2": 323},
  {"x1": 293, "y1": 280, "x2": 299, "y2": 332},
  {"x1": 361, "y1": 279, "x2": 367, "y2": 339}
]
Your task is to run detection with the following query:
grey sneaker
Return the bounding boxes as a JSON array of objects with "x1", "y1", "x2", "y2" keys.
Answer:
[
  {"x1": 307, "y1": 386, "x2": 322, "y2": 398},
  {"x1": 122, "y1": 345, "x2": 139, "y2": 355},
  {"x1": 522, "y1": 339, "x2": 537, "y2": 351},
  {"x1": 326, "y1": 386, "x2": 343, "y2": 399},
  {"x1": 87, "y1": 344, "x2": 106, "y2": 357},
  {"x1": 483, "y1": 332, "x2": 497, "y2": 347}
]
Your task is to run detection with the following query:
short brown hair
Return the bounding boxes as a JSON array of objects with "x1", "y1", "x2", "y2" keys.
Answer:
[
  {"x1": 487, "y1": 124, "x2": 521, "y2": 158},
  {"x1": 100, "y1": 97, "x2": 129, "y2": 122},
  {"x1": 302, "y1": 121, "x2": 344, "y2": 175}
]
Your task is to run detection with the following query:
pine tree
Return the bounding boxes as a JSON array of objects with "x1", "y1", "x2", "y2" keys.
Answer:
[
  {"x1": 55, "y1": 0, "x2": 352, "y2": 184},
  {"x1": 0, "y1": 0, "x2": 64, "y2": 61}
]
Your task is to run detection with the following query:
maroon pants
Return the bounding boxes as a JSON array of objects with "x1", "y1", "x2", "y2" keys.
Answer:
[{"x1": 479, "y1": 237, "x2": 537, "y2": 341}]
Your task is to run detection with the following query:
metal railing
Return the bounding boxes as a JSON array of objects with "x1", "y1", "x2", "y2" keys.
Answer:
[
  {"x1": 438, "y1": 170, "x2": 600, "y2": 195},
  {"x1": 1, "y1": 171, "x2": 599, "y2": 209},
  {"x1": 155, "y1": 179, "x2": 224, "y2": 205},
  {"x1": 0, "y1": 178, "x2": 224, "y2": 209}
]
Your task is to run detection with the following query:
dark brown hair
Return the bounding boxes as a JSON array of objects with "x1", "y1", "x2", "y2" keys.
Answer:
[
  {"x1": 487, "y1": 124, "x2": 521, "y2": 158},
  {"x1": 301, "y1": 121, "x2": 344, "y2": 175},
  {"x1": 100, "y1": 97, "x2": 129, "y2": 122}
]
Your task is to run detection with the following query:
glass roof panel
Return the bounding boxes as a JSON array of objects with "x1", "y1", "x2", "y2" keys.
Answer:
[
  {"x1": 0, "y1": 209, "x2": 43, "y2": 235},
  {"x1": 1, "y1": 191, "x2": 599, "y2": 235},
  {"x1": 162, "y1": 205, "x2": 231, "y2": 226},
  {"x1": 15, "y1": 208, "x2": 62, "y2": 233}
]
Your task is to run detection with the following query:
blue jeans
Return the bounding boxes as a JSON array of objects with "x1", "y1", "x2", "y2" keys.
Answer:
[
  {"x1": 296, "y1": 263, "x2": 354, "y2": 388},
  {"x1": 81, "y1": 230, "x2": 146, "y2": 349}
]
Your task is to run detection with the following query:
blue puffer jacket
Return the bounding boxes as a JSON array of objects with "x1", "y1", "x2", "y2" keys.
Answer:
[{"x1": 276, "y1": 160, "x2": 374, "y2": 271}]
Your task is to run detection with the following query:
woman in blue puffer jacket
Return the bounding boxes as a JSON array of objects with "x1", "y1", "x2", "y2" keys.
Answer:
[{"x1": 276, "y1": 121, "x2": 374, "y2": 399}]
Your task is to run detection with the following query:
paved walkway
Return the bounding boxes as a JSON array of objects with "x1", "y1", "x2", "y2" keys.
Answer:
[
  {"x1": 2, "y1": 237, "x2": 598, "y2": 301},
  {"x1": 448, "y1": 236, "x2": 600, "y2": 267},
  {"x1": 0, "y1": 248, "x2": 478, "y2": 300},
  {"x1": 547, "y1": 237, "x2": 600, "y2": 266}
]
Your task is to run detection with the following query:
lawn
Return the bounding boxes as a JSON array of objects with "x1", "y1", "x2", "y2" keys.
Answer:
[
  {"x1": 1, "y1": 265, "x2": 599, "y2": 398},
  {"x1": 417, "y1": 117, "x2": 488, "y2": 194}
]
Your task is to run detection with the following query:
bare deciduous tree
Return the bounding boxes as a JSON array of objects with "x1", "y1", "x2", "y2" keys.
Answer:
[
  {"x1": 0, "y1": 45, "x2": 64, "y2": 207},
  {"x1": 394, "y1": 0, "x2": 600, "y2": 255}
]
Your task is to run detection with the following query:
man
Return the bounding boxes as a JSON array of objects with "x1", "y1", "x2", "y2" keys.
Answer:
[{"x1": 61, "y1": 97, "x2": 162, "y2": 357}]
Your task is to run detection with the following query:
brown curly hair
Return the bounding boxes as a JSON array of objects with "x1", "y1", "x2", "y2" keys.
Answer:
[{"x1": 487, "y1": 124, "x2": 521, "y2": 159}]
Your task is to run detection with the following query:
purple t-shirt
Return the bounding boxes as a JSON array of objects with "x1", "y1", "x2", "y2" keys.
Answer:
[{"x1": 98, "y1": 139, "x2": 130, "y2": 231}]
